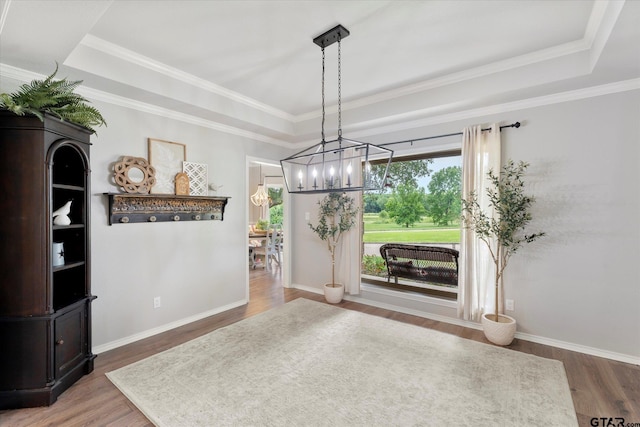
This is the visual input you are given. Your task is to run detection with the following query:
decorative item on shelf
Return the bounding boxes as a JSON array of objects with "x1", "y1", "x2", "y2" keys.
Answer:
[
  {"x1": 461, "y1": 160, "x2": 546, "y2": 346},
  {"x1": 251, "y1": 164, "x2": 269, "y2": 207},
  {"x1": 308, "y1": 192, "x2": 359, "y2": 303},
  {"x1": 148, "y1": 138, "x2": 186, "y2": 194},
  {"x1": 113, "y1": 156, "x2": 156, "y2": 194},
  {"x1": 175, "y1": 172, "x2": 190, "y2": 195},
  {"x1": 52, "y1": 200, "x2": 72, "y2": 225},
  {"x1": 52, "y1": 242, "x2": 64, "y2": 267},
  {"x1": 0, "y1": 63, "x2": 106, "y2": 133},
  {"x1": 208, "y1": 182, "x2": 223, "y2": 195},
  {"x1": 182, "y1": 161, "x2": 208, "y2": 196},
  {"x1": 280, "y1": 25, "x2": 392, "y2": 194}
]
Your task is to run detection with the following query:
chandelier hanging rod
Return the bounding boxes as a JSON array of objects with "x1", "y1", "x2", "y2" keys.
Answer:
[{"x1": 376, "y1": 122, "x2": 521, "y2": 148}]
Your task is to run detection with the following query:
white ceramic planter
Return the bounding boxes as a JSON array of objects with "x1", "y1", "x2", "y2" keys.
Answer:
[
  {"x1": 323, "y1": 283, "x2": 344, "y2": 304},
  {"x1": 481, "y1": 313, "x2": 517, "y2": 346}
]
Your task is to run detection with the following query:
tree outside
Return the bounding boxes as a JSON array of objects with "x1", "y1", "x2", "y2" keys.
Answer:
[
  {"x1": 425, "y1": 166, "x2": 461, "y2": 226},
  {"x1": 270, "y1": 204, "x2": 283, "y2": 225},
  {"x1": 268, "y1": 187, "x2": 283, "y2": 225},
  {"x1": 363, "y1": 193, "x2": 390, "y2": 213},
  {"x1": 385, "y1": 183, "x2": 427, "y2": 228},
  {"x1": 361, "y1": 156, "x2": 462, "y2": 280},
  {"x1": 268, "y1": 187, "x2": 282, "y2": 208},
  {"x1": 369, "y1": 159, "x2": 433, "y2": 192}
]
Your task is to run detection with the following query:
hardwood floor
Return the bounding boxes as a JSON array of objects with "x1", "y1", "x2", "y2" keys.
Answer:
[{"x1": 1, "y1": 268, "x2": 638, "y2": 426}]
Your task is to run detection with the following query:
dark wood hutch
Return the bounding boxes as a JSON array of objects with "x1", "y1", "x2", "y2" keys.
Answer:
[{"x1": 0, "y1": 110, "x2": 96, "y2": 409}]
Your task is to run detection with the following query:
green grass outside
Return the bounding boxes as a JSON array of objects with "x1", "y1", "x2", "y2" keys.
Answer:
[{"x1": 363, "y1": 213, "x2": 460, "y2": 244}]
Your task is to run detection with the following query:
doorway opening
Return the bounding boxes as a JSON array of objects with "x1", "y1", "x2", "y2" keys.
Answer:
[{"x1": 247, "y1": 159, "x2": 289, "y2": 293}]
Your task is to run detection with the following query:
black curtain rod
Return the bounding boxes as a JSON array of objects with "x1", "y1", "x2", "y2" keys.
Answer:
[{"x1": 377, "y1": 121, "x2": 521, "y2": 148}]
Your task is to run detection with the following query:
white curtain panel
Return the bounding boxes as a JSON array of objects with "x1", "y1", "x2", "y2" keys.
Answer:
[
  {"x1": 458, "y1": 124, "x2": 501, "y2": 321},
  {"x1": 338, "y1": 148, "x2": 362, "y2": 295}
]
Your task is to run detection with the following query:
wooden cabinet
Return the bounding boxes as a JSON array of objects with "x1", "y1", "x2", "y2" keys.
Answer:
[{"x1": 0, "y1": 111, "x2": 96, "y2": 409}]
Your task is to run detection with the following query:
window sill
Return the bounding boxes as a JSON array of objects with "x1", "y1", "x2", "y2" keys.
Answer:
[{"x1": 361, "y1": 274, "x2": 458, "y2": 301}]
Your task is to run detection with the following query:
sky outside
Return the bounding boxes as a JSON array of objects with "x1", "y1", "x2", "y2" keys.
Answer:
[{"x1": 417, "y1": 155, "x2": 461, "y2": 190}]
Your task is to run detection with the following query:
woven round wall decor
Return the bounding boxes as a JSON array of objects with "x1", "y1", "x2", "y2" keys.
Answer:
[{"x1": 114, "y1": 156, "x2": 156, "y2": 194}]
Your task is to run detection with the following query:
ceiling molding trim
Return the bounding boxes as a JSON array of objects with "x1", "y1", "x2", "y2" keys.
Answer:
[
  {"x1": 583, "y1": 0, "x2": 611, "y2": 45},
  {"x1": 586, "y1": 0, "x2": 625, "y2": 70},
  {"x1": 302, "y1": 78, "x2": 640, "y2": 145},
  {"x1": 78, "y1": 86, "x2": 294, "y2": 148},
  {"x1": 3, "y1": 62, "x2": 637, "y2": 151},
  {"x1": 295, "y1": 2, "x2": 618, "y2": 124},
  {"x1": 85, "y1": 77, "x2": 640, "y2": 150},
  {"x1": 294, "y1": 38, "x2": 591, "y2": 123},
  {"x1": 79, "y1": 34, "x2": 296, "y2": 122},
  {"x1": 0, "y1": 62, "x2": 42, "y2": 82},
  {"x1": 0, "y1": 63, "x2": 294, "y2": 149},
  {"x1": 0, "y1": 0, "x2": 12, "y2": 36}
]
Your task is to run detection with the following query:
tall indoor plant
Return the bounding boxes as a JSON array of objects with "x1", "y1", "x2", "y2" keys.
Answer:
[
  {"x1": 309, "y1": 192, "x2": 359, "y2": 303},
  {"x1": 461, "y1": 160, "x2": 545, "y2": 345}
]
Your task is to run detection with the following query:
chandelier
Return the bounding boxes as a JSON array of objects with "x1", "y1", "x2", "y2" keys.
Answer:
[
  {"x1": 280, "y1": 25, "x2": 393, "y2": 194},
  {"x1": 250, "y1": 165, "x2": 269, "y2": 207}
]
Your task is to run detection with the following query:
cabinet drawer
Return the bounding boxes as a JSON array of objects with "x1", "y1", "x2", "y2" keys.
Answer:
[{"x1": 54, "y1": 306, "x2": 86, "y2": 379}]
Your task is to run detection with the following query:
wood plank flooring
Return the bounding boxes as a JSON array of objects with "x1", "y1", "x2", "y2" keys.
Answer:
[{"x1": 1, "y1": 267, "x2": 638, "y2": 426}]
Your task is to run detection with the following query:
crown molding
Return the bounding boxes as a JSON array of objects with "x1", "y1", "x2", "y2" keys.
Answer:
[
  {"x1": 79, "y1": 85, "x2": 293, "y2": 148},
  {"x1": 0, "y1": 62, "x2": 41, "y2": 82},
  {"x1": 80, "y1": 34, "x2": 295, "y2": 122},
  {"x1": 295, "y1": 38, "x2": 592, "y2": 124},
  {"x1": 303, "y1": 78, "x2": 640, "y2": 145},
  {"x1": 66, "y1": 2, "x2": 619, "y2": 126},
  {"x1": 57, "y1": 1, "x2": 623, "y2": 130},
  {"x1": 0, "y1": 0, "x2": 11, "y2": 36},
  {"x1": 295, "y1": 1, "x2": 620, "y2": 123},
  {"x1": 0, "y1": 63, "x2": 293, "y2": 148},
  {"x1": 2, "y1": 62, "x2": 637, "y2": 150},
  {"x1": 586, "y1": 0, "x2": 625, "y2": 70}
]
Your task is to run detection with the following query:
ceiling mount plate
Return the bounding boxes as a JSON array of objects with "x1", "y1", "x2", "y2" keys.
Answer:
[{"x1": 313, "y1": 24, "x2": 350, "y2": 48}]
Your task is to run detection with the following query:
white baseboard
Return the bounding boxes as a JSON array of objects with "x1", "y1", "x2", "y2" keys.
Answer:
[
  {"x1": 344, "y1": 293, "x2": 483, "y2": 331},
  {"x1": 513, "y1": 332, "x2": 640, "y2": 366},
  {"x1": 291, "y1": 283, "x2": 640, "y2": 366},
  {"x1": 291, "y1": 283, "x2": 324, "y2": 296},
  {"x1": 92, "y1": 298, "x2": 248, "y2": 354},
  {"x1": 95, "y1": 285, "x2": 639, "y2": 366}
]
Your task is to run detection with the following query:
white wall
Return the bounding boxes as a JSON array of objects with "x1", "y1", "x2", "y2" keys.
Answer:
[
  {"x1": 0, "y1": 73, "x2": 296, "y2": 353},
  {"x1": 290, "y1": 89, "x2": 640, "y2": 360},
  {"x1": 86, "y1": 100, "x2": 292, "y2": 350},
  {"x1": 2, "y1": 73, "x2": 637, "y2": 361},
  {"x1": 502, "y1": 90, "x2": 640, "y2": 359}
]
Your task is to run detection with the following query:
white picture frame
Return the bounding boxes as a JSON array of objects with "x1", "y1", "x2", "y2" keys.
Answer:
[
  {"x1": 148, "y1": 138, "x2": 186, "y2": 194},
  {"x1": 182, "y1": 161, "x2": 208, "y2": 196}
]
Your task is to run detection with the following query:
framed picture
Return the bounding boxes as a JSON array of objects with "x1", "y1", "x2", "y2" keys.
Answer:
[{"x1": 148, "y1": 138, "x2": 187, "y2": 194}]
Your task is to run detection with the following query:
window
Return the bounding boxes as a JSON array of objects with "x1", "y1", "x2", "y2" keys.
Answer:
[{"x1": 361, "y1": 151, "x2": 461, "y2": 299}]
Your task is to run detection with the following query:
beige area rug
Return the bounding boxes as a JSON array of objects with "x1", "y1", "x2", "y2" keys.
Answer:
[{"x1": 106, "y1": 298, "x2": 577, "y2": 426}]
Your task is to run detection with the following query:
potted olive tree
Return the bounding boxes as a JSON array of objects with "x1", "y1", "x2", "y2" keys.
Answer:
[
  {"x1": 461, "y1": 160, "x2": 545, "y2": 345},
  {"x1": 309, "y1": 192, "x2": 359, "y2": 303}
]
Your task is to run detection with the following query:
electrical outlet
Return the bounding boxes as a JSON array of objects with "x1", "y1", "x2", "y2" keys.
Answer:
[
  {"x1": 153, "y1": 296, "x2": 161, "y2": 309},
  {"x1": 305, "y1": 212, "x2": 310, "y2": 221},
  {"x1": 505, "y1": 299, "x2": 514, "y2": 311}
]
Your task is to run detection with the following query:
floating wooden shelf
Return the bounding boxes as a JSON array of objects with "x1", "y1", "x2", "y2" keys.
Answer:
[{"x1": 105, "y1": 193, "x2": 230, "y2": 225}]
